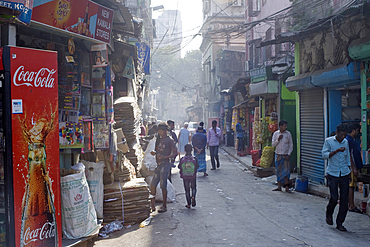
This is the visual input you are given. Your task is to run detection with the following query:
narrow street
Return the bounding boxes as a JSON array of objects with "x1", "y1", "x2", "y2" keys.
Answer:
[{"x1": 93, "y1": 149, "x2": 370, "y2": 247}]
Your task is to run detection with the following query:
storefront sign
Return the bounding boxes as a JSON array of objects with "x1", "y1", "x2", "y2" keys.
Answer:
[
  {"x1": 135, "y1": 42, "x2": 150, "y2": 74},
  {"x1": 250, "y1": 66, "x2": 273, "y2": 83},
  {"x1": 32, "y1": 0, "x2": 113, "y2": 43},
  {"x1": 0, "y1": 0, "x2": 34, "y2": 24}
]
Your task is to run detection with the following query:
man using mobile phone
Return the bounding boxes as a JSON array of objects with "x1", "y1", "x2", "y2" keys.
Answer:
[{"x1": 322, "y1": 123, "x2": 351, "y2": 231}]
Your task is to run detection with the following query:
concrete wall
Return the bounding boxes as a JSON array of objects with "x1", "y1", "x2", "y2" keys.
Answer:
[{"x1": 299, "y1": 15, "x2": 370, "y2": 73}]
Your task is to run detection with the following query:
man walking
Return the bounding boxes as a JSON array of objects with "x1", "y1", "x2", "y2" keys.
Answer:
[
  {"x1": 322, "y1": 123, "x2": 351, "y2": 231},
  {"x1": 346, "y1": 123, "x2": 362, "y2": 213},
  {"x1": 272, "y1": 120, "x2": 293, "y2": 192},
  {"x1": 150, "y1": 122, "x2": 177, "y2": 213},
  {"x1": 192, "y1": 127, "x2": 208, "y2": 176},
  {"x1": 236, "y1": 117, "x2": 245, "y2": 152},
  {"x1": 207, "y1": 120, "x2": 221, "y2": 170}
]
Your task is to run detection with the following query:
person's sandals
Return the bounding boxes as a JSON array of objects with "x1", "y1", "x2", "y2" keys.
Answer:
[
  {"x1": 272, "y1": 188, "x2": 281, "y2": 191},
  {"x1": 191, "y1": 197, "x2": 196, "y2": 207},
  {"x1": 204, "y1": 172, "x2": 208, "y2": 176},
  {"x1": 349, "y1": 207, "x2": 362, "y2": 214},
  {"x1": 158, "y1": 206, "x2": 167, "y2": 213},
  {"x1": 185, "y1": 205, "x2": 191, "y2": 209}
]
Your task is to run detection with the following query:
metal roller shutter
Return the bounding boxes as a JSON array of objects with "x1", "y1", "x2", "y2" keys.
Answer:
[{"x1": 300, "y1": 89, "x2": 325, "y2": 184}]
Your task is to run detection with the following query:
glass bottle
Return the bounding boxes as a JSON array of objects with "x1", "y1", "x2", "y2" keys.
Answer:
[{"x1": 20, "y1": 143, "x2": 58, "y2": 247}]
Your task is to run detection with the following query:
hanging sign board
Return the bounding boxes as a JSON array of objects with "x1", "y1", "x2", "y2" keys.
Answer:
[
  {"x1": 0, "y1": 0, "x2": 34, "y2": 24},
  {"x1": 32, "y1": 0, "x2": 113, "y2": 43},
  {"x1": 135, "y1": 42, "x2": 150, "y2": 74}
]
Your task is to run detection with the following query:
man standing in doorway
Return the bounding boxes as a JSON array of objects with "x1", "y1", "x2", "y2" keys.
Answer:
[
  {"x1": 346, "y1": 123, "x2": 362, "y2": 213},
  {"x1": 150, "y1": 122, "x2": 177, "y2": 213},
  {"x1": 236, "y1": 117, "x2": 245, "y2": 152},
  {"x1": 272, "y1": 120, "x2": 293, "y2": 192},
  {"x1": 207, "y1": 120, "x2": 221, "y2": 170},
  {"x1": 322, "y1": 123, "x2": 351, "y2": 231}
]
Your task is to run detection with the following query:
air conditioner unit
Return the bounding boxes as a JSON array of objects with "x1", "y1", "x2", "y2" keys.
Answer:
[{"x1": 233, "y1": 0, "x2": 242, "y2": 6}]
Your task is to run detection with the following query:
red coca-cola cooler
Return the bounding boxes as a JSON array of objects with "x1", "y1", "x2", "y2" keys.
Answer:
[{"x1": 0, "y1": 46, "x2": 62, "y2": 247}]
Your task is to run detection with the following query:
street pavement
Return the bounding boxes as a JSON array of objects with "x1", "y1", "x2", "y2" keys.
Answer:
[{"x1": 92, "y1": 148, "x2": 370, "y2": 247}]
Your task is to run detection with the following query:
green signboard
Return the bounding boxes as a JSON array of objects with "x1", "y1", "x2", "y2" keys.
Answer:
[{"x1": 250, "y1": 66, "x2": 273, "y2": 83}]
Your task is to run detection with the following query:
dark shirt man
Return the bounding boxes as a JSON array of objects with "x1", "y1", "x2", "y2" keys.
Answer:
[
  {"x1": 236, "y1": 117, "x2": 245, "y2": 151},
  {"x1": 192, "y1": 128, "x2": 208, "y2": 176},
  {"x1": 346, "y1": 123, "x2": 362, "y2": 213},
  {"x1": 322, "y1": 123, "x2": 351, "y2": 231},
  {"x1": 150, "y1": 122, "x2": 177, "y2": 213}
]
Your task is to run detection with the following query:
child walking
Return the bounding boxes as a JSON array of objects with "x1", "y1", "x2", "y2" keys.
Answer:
[{"x1": 178, "y1": 144, "x2": 199, "y2": 208}]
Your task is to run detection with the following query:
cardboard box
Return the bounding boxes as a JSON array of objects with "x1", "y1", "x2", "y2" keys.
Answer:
[
  {"x1": 96, "y1": 150, "x2": 105, "y2": 162},
  {"x1": 115, "y1": 128, "x2": 129, "y2": 153}
]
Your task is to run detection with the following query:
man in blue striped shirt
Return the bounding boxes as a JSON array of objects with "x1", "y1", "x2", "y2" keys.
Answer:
[{"x1": 322, "y1": 123, "x2": 351, "y2": 231}]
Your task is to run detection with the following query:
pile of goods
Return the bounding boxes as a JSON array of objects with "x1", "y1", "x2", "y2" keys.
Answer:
[
  {"x1": 114, "y1": 97, "x2": 143, "y2": 170},
  {"x1": 114, "y1": 153, "x2": 136, "y2": 182},
  {"x1": 103, "y1": 178, "x2": 151, "y2": 224},
  {"x1": 259, "y1": 146, "x2": 275, "y2": 168},
  {"x1": 252, "y1": 107, "x2": 262, "y2": 150}
]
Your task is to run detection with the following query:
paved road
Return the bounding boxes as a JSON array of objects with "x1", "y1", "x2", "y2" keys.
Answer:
[{"x1": 93, "y1": 149, "x2": 370, "y2": 247}]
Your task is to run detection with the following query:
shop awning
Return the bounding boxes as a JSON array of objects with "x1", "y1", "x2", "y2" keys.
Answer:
[
  {"x1": 232, "y1": 97, "x2": 256, "y2": 108},
  {"x1": 286, "y1": 62, "x2": 361, "y2": 91},
  {"x1": 286, "y1": 72, "x2": 315, "y2": 91},
  {"x1": 311, "y1": 62, "x2": 360, "y2": 88},
  {"x1": 349, "y1": 36, "x2": 370, "y2": 60},
  {"x1": 249, "y1": 80, "x2": 279, "y2": 96}
]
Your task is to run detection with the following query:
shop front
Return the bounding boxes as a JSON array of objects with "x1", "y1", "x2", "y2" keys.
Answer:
[
  {"x1": 349, "y1": 37, "x2": 370, "y2": 187},
  {"x1": 0, "y1": 0, "x2": 149, "y2": 246},
  {"x1": 249, "y1": 66, "x2": 279, "y2": 151},
  {"x1": 286, "y1": 62, "x2": 361, "y2": 184}
]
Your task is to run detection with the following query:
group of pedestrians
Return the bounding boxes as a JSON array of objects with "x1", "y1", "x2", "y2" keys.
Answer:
[
  {"x1": 271, "y1": 119, "x2": 363, "y2": 232},
  {"x1": 148, "y1": 120, "x2": 222, "y2": 212}
]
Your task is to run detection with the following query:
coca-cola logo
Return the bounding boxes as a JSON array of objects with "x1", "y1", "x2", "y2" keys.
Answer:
[
  {"x1": 13, "y1": 66, "x2": 56, "y2": 88},
  {"x1": 74, "y1": 193, "x2": 82, "y2": 201},
  {"x1": 23, "y1": 221, "x2": 55, "y2": 245}
]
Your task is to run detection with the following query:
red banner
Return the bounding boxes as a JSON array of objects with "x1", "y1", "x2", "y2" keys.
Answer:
[
  {"x1": 10, "y1": 47, "x2": 62, "y2": 247},
  {"x1": 32, "y1": 0, "x2": 113, "y2": 43}
]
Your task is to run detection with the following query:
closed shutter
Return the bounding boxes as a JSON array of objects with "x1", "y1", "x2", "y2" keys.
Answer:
[{"x1": 300, "y1": 89, "x2": 325, "y2": 184}]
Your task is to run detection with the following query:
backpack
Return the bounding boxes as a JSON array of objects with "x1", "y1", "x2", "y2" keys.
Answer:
[{"x1": 180, "y1": 156, "x2": 196, "y2": 178}]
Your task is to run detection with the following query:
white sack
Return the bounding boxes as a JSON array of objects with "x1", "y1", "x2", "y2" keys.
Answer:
[
  {"x1": 145, "y1": 175, "x2": 175, "y2": 203},
  {"x1": 61, "y1": 171, "x2": 100, "y2": 239},
  {"x1": 81, "y1": 160, "x2": 105, "y2": 218}
]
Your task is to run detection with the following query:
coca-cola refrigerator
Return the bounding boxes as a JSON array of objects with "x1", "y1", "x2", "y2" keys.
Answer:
[{"x1": 0, "y1": 46, "x2": 62, "y2": 247}]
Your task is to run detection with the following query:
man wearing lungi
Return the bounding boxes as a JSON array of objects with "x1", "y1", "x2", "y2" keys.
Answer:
[
  {"x1": 272, "y1": 120, "x2": 293, "y2": 192},
  {"x1": 192, "y1": 127, "x2": 208, "y2": 176}
]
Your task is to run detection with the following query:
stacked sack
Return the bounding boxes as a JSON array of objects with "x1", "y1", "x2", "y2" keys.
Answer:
[{"x1": 259, "y1": 146, "x2": 275, "y2": 168}]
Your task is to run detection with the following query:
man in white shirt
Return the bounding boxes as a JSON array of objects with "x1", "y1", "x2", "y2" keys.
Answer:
[{"x1": 272, "y1": 120, "x2": 293, "y2": 192}]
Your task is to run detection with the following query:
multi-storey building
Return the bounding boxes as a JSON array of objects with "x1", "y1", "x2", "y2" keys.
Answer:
[
  {"x1": 154, "y1": 10, "x2": 183, "y2": 58},
  {"x1": 200, "y1": 0, "x2": 245, "y2": 125}
]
